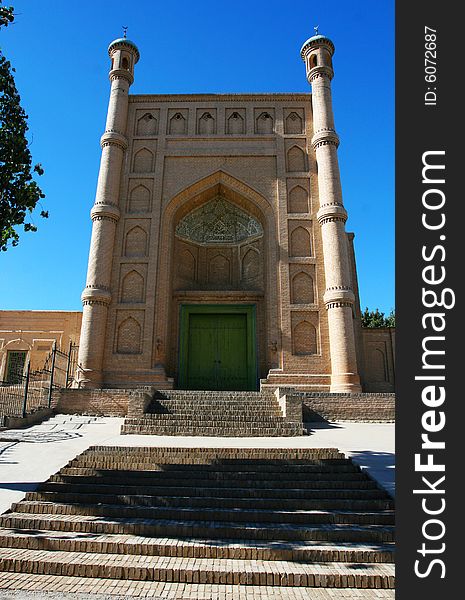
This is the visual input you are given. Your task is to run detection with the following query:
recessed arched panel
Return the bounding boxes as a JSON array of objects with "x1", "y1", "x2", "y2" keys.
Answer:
[
  {"x1": 256, "y1": 112, "x2": 274, "y2": 134},
  {"x1": 136, "y1": 113, "x2": 158, "y2": 136},
  {"x1": 128, "y1": 185, "x2": 150, "y2": 213},
  {"x1": 198, "y1": 112, "x2": 215, "y2": 134},
  {"x1": 285, "y1": 112, "x2": 303, "y2": 134},
  {"x1": 291, "y1": 272, "x2": 314, "y2": 304},
  {"x1": 121, "y1": 270, "x2": 144, "y2": 303},
  {"x1": 368, "y1": 347, "x2": 388, "y2": 382},
  {"x1": 287, "y1": 146, "x2": 306, "y2": 172},
  {"x1": 177, "y1": 249, "x2": 196, "y2": 282},
  {"x1": 288, "y1": 185, "x2": 309, "y2": 213},
  {"x1": 241, "y1": 247, "x2": 260, "y2": 285},
  {"x1": 116, "y1": 317, "x2": 141, "y2": 354},
  {"x1": 208, "y1": 254, "x2": 230, "y2": 286},
  {"x1": 169, "y1": 112, "x2": 186, "y2": 135},
  {"x1": 290, "y1": 226, "x2": 311, "y2": 257},
  {"x1": 133, "y1": 148, "x2": 153, "y2": 173},
  {"x1": 125, "y1": 226, "x2": 148, "y2": 257},
  {"x1": 227, "y1": 112, "x2": 244, "y2": 134},
  {"x1": 293, "y1": 321, "x2": 317, "y2": 355}
]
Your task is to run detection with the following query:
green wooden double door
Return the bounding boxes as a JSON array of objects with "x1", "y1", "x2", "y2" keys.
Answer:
[{"x1": 179, "y1": 305, "x2": 257, "y2": 391}]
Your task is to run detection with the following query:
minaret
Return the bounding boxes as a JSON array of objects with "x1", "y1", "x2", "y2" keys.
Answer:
[
  {"x1": 301, "y1": 31, "x2": 362, "y2": 392},
  {"x1": 76, "y1": 35, "x2": 140, "y2": 388}
]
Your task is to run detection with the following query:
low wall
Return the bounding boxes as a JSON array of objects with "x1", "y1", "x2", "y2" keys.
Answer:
[
  {"x1": 56, "y1": 389, "x2": 131, "y2": 416},
  {"x1": 0, "y1": 408, "x2": 54, "y2": 430},
  {"x1": 299, "y1": 392, "x2": 395, "y2": 422}
]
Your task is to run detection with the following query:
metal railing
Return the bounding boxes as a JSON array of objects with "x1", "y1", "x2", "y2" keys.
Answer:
[{"x1": 0, "y1": 342, "x2": 79, "y2": 421}]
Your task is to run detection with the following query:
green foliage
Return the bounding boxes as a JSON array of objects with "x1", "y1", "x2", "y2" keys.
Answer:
[
  {"x1": 0, "y1": 1, "x2": 46, "y2": 251},
  {"x1": 361, "y1": 307, "x2": 395, "y2": 328}
]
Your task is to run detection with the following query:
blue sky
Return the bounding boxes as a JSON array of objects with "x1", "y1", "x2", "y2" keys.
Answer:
[{"x1": 0, "y1": 0, "x2": 394, "y2": 314}]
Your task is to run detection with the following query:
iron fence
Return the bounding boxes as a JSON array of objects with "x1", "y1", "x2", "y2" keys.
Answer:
[{"x1": 0, "y1": 342, "x2": 79, "y2": 421}]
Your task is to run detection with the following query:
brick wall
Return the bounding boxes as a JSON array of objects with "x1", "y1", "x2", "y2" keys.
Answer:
[
  {"x1": 56, "y1": 389, "x2": 131, "y2": 416},
  {"x1": 299, "y1": 392, "x2": 395, "y2": 422}
]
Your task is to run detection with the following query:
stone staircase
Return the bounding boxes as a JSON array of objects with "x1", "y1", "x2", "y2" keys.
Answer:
[
  {"x1": 122, "y1": 390, "x2": 304, "y2": 436},
  {"x1": 0, "y1": 446, "x2": 395, "y2": 593}
]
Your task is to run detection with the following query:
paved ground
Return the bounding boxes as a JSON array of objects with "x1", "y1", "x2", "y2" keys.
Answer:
[
  {"x1": 0, "y1": 415, "x2": 123, "y2": 515},
  {"x1": 0, "y1": 577, "x2": 395, "y2": 599}
]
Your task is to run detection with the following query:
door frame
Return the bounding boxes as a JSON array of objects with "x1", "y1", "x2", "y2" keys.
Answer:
[{"x1": 178, "y1": 304, "x2": 257, "y2": 390}]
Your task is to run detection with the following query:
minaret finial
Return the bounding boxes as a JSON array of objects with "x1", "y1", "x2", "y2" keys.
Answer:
[
  {"x1": 122, "y1": 25, "x2": 128, "y2": 39},
  {"x1": 314, "y1": 25, "x2": 319, "y2": 36}
]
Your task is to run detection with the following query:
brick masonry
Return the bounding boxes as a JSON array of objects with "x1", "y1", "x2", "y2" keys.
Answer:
[{"x1": 299, "y1": 392, "x2": 395, "y2": 422}]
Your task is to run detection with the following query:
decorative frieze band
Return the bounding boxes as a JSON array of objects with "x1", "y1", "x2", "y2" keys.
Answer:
[
  {"x1": 325, "y1": 301, "x2": 354, "y2": 310},
  {"x1": 109, "y1": 68, "x2": 134, "y2": 85},
  {"x1": 307, "y1": 66, "x2": 334, "y2": 82},
  {"x1": 100, "y1": 130, "x2": 128, "y2": 151},
  {"x1": 91, "y1": 203, "x2": 120, "y2": 222},
  {"x1": 81, "y1": 286, "x2": 112, "y2": 306},
  {"x1": 316, "y1": 204, "x2": 347, "y2": 224},
  {"x1": 323, "y1": 287, "x2": 355, "y2": 307},
  {"x1": 312, "y1": 129, "x2": 340, "y2": 150}
]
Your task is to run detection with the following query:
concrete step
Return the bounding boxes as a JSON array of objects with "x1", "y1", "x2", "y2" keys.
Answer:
[
  {"x1": 0, "y1": 547, "x2": 395, "y2": 588},
  {"x1": 0, "y1": 528, "x2": 395, "y2": 563},
  {"x1": 11, "y1": 501, "x2": 395, "y2": 527},
  {"x1": 25, "y1": 491, "x2": 394, "y2": 511},
  {"x1": 0, "y1": 513, "x2": 395, "y2": 543}
]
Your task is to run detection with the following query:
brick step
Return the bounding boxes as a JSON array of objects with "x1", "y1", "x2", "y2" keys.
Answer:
[
  {"x1": 11, "y1": 502, "x2": 395, "y2": 526},
  {"x1": 78, "y1": 446, "x2": 343, "y2": 459},
  {"x1": 149, "y1": 401, "x2": 280, "y2": 406},
  {"x1": 124, "y1": 418, "x2": 298, "y2": 426},
  {"x1": 0, "y1": 547, "x2": 395, "y2": 588},
  {"x1": 71, "y1": 454, "x2": 347, "y2": 466},
  {"x1": 0, "y1": 528, "x2": 395, "y2": 563},
  {"x1": 56, "y1": 468, "x2": 368, "y2": 482},
  {"x1": 145, "y1": 411, "x2": 284, "y2": 418},
  {"x1": 120, "y1": 425, "x2": 304, "y2": 436},
  {"x1": 122, "y1": 420, "x2": 303, "y2": 428},
  {"x1": 0, "y1": 513, "x2": 394, "y2": 543},
  {"x1": 60, "y1": 461, "x2": 362, "y2": 474},
  {"x1": 133, "y1": 413, "x2": 285, "y2": 420},
  {"x1": 151, "y1": 392, "x2": 275, "y2": 399},
  {"x1": 25, "y1": 491, "x2": 394, "y2": 511},
  {"x1": 0, "y1": 572, "x2": 397, "y2": 598},
  {"x1": 47, "y1": 474, "x2": 379, "y2": 490},
  {"x1": 38, "y1": 482, "x2": 388, "y2": 500}
]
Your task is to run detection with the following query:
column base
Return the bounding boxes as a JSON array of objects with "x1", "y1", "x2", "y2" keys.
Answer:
[
  {"x1": 329, "y1": 373, "x2": 362, "y2": 393},
  {"x1": 75, "y1": 368, "x2": 103, "y2": 389}
]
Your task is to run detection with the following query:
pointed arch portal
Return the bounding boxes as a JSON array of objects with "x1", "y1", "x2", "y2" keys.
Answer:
[{"x1": 154, "y1": 171, "x2": 277, "y2": 390}]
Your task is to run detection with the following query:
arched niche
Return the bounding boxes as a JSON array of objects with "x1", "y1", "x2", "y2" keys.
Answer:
[
  {"x1": 290, "y1": 226, "x2": 311, "y2": 257},
  {"x1": 292, "y1": 321, "x2": 317, "y2": 355},
  {"x1": 287, "y1": 145, "x2": 306, "y2": 172},
  {"x1": 288, "y1": 185, "x2": 309, "y2": 213},
  {"x1": 133, "y1": 148, "x2": 154, "y2": 173},
  {"x1": 116, "y1": 317, "x2": 142, "y2": 354},
  {"x1": 121, "y1": 270, "x2": 144, "y2": 303},
  {"x1": 291, "y1": 272, "x2": 314, "y2": 304},
  {"x1": 124, "y1": 226, "x2": 148, "y2": 257}
]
